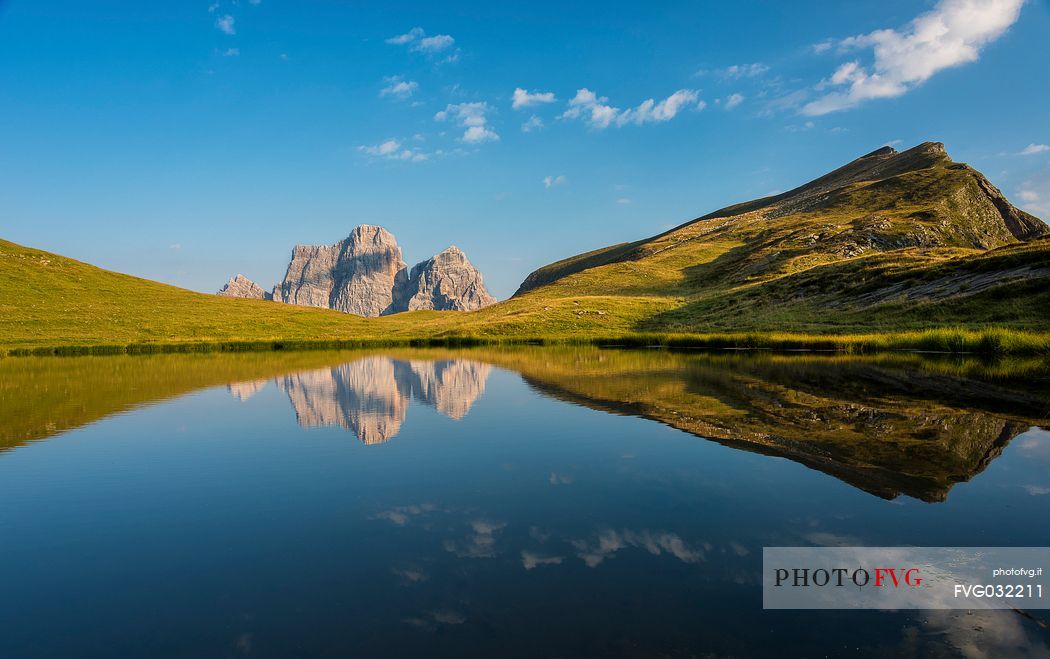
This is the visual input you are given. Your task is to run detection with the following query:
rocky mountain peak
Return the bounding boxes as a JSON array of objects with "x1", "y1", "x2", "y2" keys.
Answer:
[
  {"x1": 217, "y1": 274, "x2": 270, "y2": 300},
  {"x1": 395, "y1": 245, "x2": 496, "y2": 312},
  {"x1": 220, "y1": 225, "x2": 496, "y2": 316},
  {"x1": 273, "y1": 226, "x2": 408, "y2": 317}
]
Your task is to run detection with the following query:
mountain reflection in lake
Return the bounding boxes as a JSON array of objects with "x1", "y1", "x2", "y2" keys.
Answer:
[
  {"x1": 233, "y1": 357, "x2": 491, "y2": 443},
  {"x1": 201, "y1": 349, "x2": 1050, "y2": 501},
  {"x1": 0, "y1": 348, "x2": 1048, "y2": 657}
]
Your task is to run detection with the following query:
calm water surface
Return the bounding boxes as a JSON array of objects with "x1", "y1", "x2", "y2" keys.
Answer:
[{"x1": 1, "y1": 348, "x2": 1049, "y2": 657}]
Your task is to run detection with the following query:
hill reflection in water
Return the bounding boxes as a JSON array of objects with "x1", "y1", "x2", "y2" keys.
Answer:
[{"x1": 1, "y1": 347, "x2": 1047, "y2": 502}]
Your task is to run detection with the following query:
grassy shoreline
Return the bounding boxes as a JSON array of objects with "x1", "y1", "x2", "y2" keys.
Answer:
[
  {"x1": 4, "y1": 238, "x2": 1049, "y2": 359},
  {"x1": 4, "y1": 327, "x2": 1049, "y2": 358}
]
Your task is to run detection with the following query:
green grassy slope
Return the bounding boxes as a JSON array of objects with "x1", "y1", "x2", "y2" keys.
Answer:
[
  {"x1": 0, "y1": 236, "x2": 679, "y2": 350},
  {"x1": 512, "y1": 142, "x2": 1050, "y2": 333},
  {"x1": 2, "y1": 142, "x2": 1049, "y2": 354},
  {"x1": 0, "y1": 238, "x2": 382, "y2": 348}
]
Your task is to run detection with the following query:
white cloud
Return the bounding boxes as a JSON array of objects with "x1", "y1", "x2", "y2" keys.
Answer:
[
  {"x1": 1019, "y1": 143, "x2": 1050, "y2": 155},
  {"x1": 1016, "y1": 177, "x2": 1050, "y2": 216},
  {"x1": 169, "y1": 243, "x2": 182, "y2": 250},
  {"x1": 357, "y1": 139, "x2": 432, "y2": 162},
  {"x1": 724, "y1": 93, "x2": 744, "y2": 110},
  {"x1": 615, "y1": 198, "x2": 631, "y2": 205},
  {"x1": 803, "y1": 0, "x2": 1024, "y2": 115},
  {"x1": 215, "y1": 14, "x2": 235, "y2": 35},
  {"x1": 722, "y1": 63, "x2": 769, "y2": 78},
  {"x1": 462, "y1": 125, "x2": 498, "y2": 143},
  {"x1": 248, "y1": 0, "x2": 261, "y2": 5},
  {"x1": 444, "y1": 519, "x2": 506, "y2": 559},
  {"x1": 620, "y1": 89, "x2": 703, "y2": 125},
  {"x1": 363, "y1": 139, "x2": 401, "y2": 156},
  {"x1": 207, "y1": 3, "x2": 220, "y2": 13},
  {"x1": 392, "y1": 567, "x2": 428, "y2": 583},
  {"x1": 522, "y1": 551, "x2": 564, "y2": 570},
  {"x1": 512, "y1": 88, "x2": 556, "y2": 110},
  {"x1": 386, "y1": 27, "x2": 424, "y2": 45},
  {"x1": 435, "y1": 102, "x2": 499, "y2": 143},
  {"x1": 543, "y1": 175, "x2": 568, "y2": 188},
  {"x1": 373, "y1": 503, "x2": 437, "y2": 525},
  {"x1": 561, "y1": 88, "x2": 704, "y2": 129},
  {"x1": 521, "y1": 115, "x2": 544, "y2": 132},
  {"x1": 222, "y1": 47, "x2": 239, "y2": 57},
  {"x1": 812, "y1": 39, "x2": 834, "y2": 54},
  {"x1": 386, "y1": 27, "x2": 455, "y2": 53},
  {"x1": 561, "y1": 88, "x2": 619, "y2": 128},
  {"x1": 549, "y1": 472, "x2": 574, "y2": 485},
  {"x1": 379, "y1": 75, "x2": 418, "y2": 99},
  {"x1": 416, "y1": 34, "x2": 455, "y2": 52},
  {"x1": 572, "y1": 529, "x2": 704, "y2": 568}
]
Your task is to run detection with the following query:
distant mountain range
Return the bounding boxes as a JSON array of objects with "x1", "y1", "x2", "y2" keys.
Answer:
[{"x1": 218, "y1": 225, "x2": 495, "y2": 317}]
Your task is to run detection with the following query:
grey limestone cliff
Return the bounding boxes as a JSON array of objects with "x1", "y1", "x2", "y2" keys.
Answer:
[
  {"x1": 217, "y1": 274, "x2": 271, "y2": 300},
  {"x1": 219, "y1": 225, "x2": 496, "y2": 316},
  {"x1": 394, "y1": 246, "x2": 497, "y2": 312},
  {"x1": 273, "y1": 225, "x2": 408, "y2": 317}
]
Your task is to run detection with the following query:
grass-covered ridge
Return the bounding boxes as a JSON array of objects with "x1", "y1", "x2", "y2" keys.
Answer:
[{"x1": 2, "y1": 142, "x2": 1049, "y2": 356}]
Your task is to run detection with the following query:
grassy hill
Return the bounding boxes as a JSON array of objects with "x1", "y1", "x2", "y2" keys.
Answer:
[
  {"x1": 514, "y1": 142, "x2": 1050, "y2": 333},
  {"x1": 2, "y1": 141, "x2": 1050, "y2": 355},
  {"x1": 0, "y1": 236, "x2": 674, "y2": 351}
]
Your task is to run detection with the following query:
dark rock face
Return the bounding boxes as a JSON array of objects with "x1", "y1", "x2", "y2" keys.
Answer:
[
  {"x1": 217, "y1": 274, "x2": 271, "y2": 300},
  {"x1": 394, "y1": 246, "x2": 497, "y2": 312},
  {"x1": 971, "y1": 173, "x2": 1050, "y2": 241},
  {"x1": 227, "y1": 225, "x2": 497, "y2": 317}
]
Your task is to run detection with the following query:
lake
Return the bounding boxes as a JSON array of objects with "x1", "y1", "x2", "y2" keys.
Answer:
[{"x1": 1, "y1": 347, "x2": 1049, "y2": 657}]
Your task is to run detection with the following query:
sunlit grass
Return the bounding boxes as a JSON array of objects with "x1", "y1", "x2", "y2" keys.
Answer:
[{"x1": 3, "y1": 228, "x2": 1049, "y2": 357}]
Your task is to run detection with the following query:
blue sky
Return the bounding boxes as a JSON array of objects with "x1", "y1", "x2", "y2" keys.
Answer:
[{"x1": 1, "y1": 0, "x2": 1048, "y2": 299}]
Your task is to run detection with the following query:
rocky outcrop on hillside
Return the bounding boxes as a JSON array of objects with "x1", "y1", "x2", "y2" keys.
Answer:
[
  {"x1": 218, "y1": 225, "x2": 496, "y2": 317},
  {"x1": 217, "y1": 274, "x2": 270, "y2": 300},
  {"x1": 273, "y1": 225, "x2": 408, "y2": 317},
  {"x1": 394, "y1": 246, "x2": 497, "y2": 312}
]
